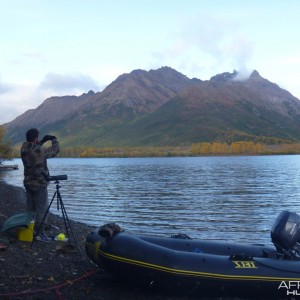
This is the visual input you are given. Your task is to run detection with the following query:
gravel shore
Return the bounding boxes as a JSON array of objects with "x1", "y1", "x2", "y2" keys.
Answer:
[{"x1": 0, "y1": 181, "x2": 201, "y2": 300}]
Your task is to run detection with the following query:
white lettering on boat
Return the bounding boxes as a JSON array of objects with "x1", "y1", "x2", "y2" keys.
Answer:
[
  {"x1": 278, "y1": 281, "x2": 300, "y2": 296},
  {"x1": 232, "y1": 261, "x2": 257, "y2": 268}
]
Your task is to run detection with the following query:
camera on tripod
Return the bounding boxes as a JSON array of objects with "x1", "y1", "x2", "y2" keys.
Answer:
[{"x1": 46, "y1": 174, "x2": 68, "y2": 181}]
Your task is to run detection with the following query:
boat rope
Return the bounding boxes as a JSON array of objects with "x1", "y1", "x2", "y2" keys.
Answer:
[{"x1": 0, "y1": 268, "x2": 97, "y2": 299}]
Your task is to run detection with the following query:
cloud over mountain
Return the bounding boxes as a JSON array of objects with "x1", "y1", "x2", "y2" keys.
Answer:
[{"x1": 39, "y1": 73, "x2": 100, "y2": 93}]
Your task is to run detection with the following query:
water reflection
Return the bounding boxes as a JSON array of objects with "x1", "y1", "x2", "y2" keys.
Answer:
[{"x1": 2, "y1": 155, "x2": 300, "y2": 245}]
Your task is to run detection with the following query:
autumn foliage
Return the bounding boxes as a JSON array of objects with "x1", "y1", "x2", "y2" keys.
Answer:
[
  {"x1": 10, "y1": 141, "x2": 300, "y2": 158},
  {"x1": 56, "y1": 142, "x2": 300, "y2": 157},
  {"x1": 0, "y1": 126, "x2": 13, "y2": 164},
  {"x1": 191, "y1": 142, "x2": 266, "y2": 155}
]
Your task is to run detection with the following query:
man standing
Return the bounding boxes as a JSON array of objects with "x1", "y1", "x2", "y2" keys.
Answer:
[{"x1": 21, "y1": 128, "x2": 60, "y2": 242}]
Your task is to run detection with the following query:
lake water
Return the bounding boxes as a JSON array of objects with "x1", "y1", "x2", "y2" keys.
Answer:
[{"x1": 2, "y1": 155, "x2": 300, "y2": 246}]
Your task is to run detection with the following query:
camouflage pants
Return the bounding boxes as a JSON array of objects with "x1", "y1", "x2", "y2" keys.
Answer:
[{"x1": 25, "y1": 186, "x2": 49, "y2": 230}]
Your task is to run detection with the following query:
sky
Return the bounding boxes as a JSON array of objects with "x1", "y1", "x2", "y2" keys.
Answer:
[{"x1": 1, "y1": 0, "x2": 300, "y2": 124}]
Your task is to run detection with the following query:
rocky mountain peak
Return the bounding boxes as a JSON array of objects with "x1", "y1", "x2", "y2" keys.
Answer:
[
  {"x1": 250, "y1": 70, "x2": 260, "y2": 78},
  {"x1": 81, "y1": 66, "x2": 201, "y2": 116},
  {"x1": 210, "y1": 70, "x2": 238, "y2": 83}
]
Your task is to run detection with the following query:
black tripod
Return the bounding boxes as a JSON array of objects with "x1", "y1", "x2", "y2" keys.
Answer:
[{"x1": 31, "y1": 176, "x2": 80, "y2": 254}]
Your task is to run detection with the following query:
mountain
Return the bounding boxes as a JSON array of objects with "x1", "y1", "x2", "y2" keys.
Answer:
[{"x1": 4, "y1": 66, "x2": 300, "y2": 147}]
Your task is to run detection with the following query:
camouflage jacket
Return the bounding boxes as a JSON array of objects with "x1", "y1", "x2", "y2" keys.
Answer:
[{"x1": 21, "y1": 139, "x2": 60, "y2": 189}]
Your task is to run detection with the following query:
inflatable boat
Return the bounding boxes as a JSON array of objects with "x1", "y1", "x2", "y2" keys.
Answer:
[{"x1": 85, "y1": 211, "x2": 300, "y2": 298}]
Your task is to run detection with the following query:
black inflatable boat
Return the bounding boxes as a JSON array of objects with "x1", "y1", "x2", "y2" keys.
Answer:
[{"x1": 85, "y1": 211, "x2": 300, "y2": 298}]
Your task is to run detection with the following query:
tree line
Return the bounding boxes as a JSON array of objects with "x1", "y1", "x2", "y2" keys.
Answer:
[
  {"x1": 43, "y1": 142, "x2": 300, "y2": 157},
  {"x1": 0, "y1": 126, "x2": 13, "y2": 164},
  {"x1": 191, "y1": 142, "x2": 300, "y2": 155},
  {"x1": 3, "y1": 126, "x2": 300, "y2": 160}
]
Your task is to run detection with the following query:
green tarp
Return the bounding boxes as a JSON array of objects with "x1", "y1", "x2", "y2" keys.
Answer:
[{"x1": 0, "y1": 212, "x2": 33, "y2": 232}]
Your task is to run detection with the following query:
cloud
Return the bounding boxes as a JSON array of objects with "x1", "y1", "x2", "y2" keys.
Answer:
[
  {"x1": 39, "y1": 72, "x2": 100, "y2": 93},
  {"x1": 21, "y1": 51, "x2": 48, "y2": 63},
  {"x1": 0, "y1": 82, "x2": 41, "y2": 124},
  {"x1": 1, "y1": 105, "x2": 24, "y2": 125},
  {"x1": 151, "y1": 15, "x2": 254, "y2": 79},
  {"x1": 0, "y1": 72, "x2": 102, "y2": 124},
  {"x1": 0, "y1": 79, "x2": 13, "y2": 95}
]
